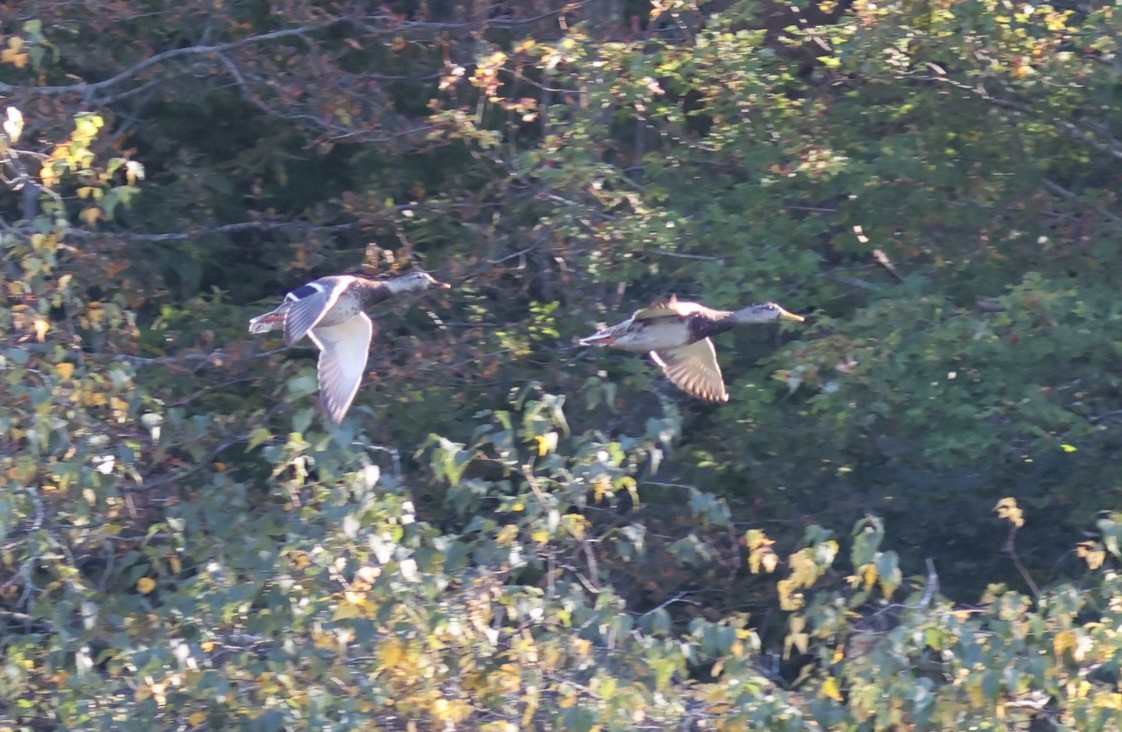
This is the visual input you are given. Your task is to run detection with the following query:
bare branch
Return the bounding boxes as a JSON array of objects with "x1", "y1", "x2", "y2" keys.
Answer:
[
  {"x1": 1042, "y1": 178, "x2": 1122, "y2": 224},
  {"x1": 60, "y1": 220, "x2": 359, "y2": 243},
  {"x1": 0, "y1": 23, "x2": 334, "y2": 99},
  {"x1": 919, "y1": 72, "x2": 1122, "y2": 162}
]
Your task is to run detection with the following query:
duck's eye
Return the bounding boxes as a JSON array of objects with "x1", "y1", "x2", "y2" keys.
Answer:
[{"x1": 287, "y1": 284, "x2": 320, "y2": 301}]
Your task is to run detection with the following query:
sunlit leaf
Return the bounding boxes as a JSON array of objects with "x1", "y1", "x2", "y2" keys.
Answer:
[{"x1": 821, "y1": 676, "x2": 843, "y2": 702}]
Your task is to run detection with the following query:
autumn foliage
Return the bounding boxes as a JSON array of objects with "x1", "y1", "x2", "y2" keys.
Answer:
[{"x1": 3, "y1": 1, "x2": 1122, "y2": 729}]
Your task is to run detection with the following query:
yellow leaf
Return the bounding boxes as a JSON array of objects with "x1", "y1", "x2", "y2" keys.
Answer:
[
  {"x1": 333, "y1": 597, "x2": 367, "y2": 621},
  {"x1": 496, "y1": 524, "x2": 519, "y2": 546},
  {"x1": 33, "y1": 319, "x2": 49, "y2": 342},
  {"x1": 563, "y1": 514, "x2": 587, "y2": 540},
  {"x1": 777, "y1": 578, "x2": 804, "y2": 611},
  {"x1": 431, "y1": 699, "x2": 471, "y2": 723},
  {"x1": 39, "y1": 165, "x2": 55, "y2": 187},
  {"x1": 200, "y1": 641, "x2": 215, "y2": 652},
  {"x1": 136, "y1": 577, "x2": 156, "y2": 594},
  {"x1": 77, "y1": 186, "x2": 96, "y2": 200},
  {"x1": 994, "y1": 497, "x2": 1024, "y2": 528},
  {"x1": 378, "y1": 638, "x2": 405, "y2": 669},
  {"x1": 967, "y1": 683, "x2": 985, "y2": 707},
  {"x1": 1094, "y1": 693, "x2": 1122, "y2": 709},
  {"x1": 80, "y1": 207, "x2": 101, "y2": 226},
  {"x1": 783, "y1": 631, "x2": 809, "y2": 659},
  {"x1": 1077, "y1": 541, "x2": 1105, "y2": 570},
  {"x1": 821, "y1": 675, "x2": 843, "y2": 702},
  {"x1": 83, "y1": 389, "x2": 107, "y2": 407},
  {"x1": 0, "y1": 48, "x2": 27, "y2": 69},
  {"x1": 480, "y1": 723, "x2": 519, "y2": 732},
  {"x1": 862, "y1": 563, "x2": 877, "y2": 589},
  {"x1": 1054, "y1": 629, "x2": 1076, "y2": 657},
  {"x1": 56, "y1": 362, "x2": 74, "y2": 381},
  {"x1": 188, "y1": 711, "x2": 206, "y2": 726},
  {"x1": 1060, "y1": 443, "x2": 1077, "y2": 453},
  {"x1": 535, "y1": 432, "x2": 557, "y2": 456}
]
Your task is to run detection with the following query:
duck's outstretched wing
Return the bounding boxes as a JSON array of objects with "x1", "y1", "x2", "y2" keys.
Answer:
[
  {"x1": 650, "y1": 338, "x2": 728, "y2": 402},
  {"x1": 632, "y1": 294, "x2": 683, "y2": 321},
  {"x1": 283, "y1": 283, "x2": 343, "y2": 347},
  {"x1": 634, "y1": 294, "x2": 714, "y2": 321},
  {"x1": 308, "y1": 312, "x2": 374, "y2": 423}
]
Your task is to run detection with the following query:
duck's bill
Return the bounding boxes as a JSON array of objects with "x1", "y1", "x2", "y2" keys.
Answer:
[
  {"x1": 434, "y1": 280, "x2": 452, "y2": 289},
  {"x1": 777, "y1": 307, "x2": 805, "y2": 323}
]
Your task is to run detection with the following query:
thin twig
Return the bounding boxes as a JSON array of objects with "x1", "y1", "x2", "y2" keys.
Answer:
[
  {"x1": 1042, "y1": 178, "x2": 1122, "y2": 224},
  {"x1": 872, "y1": 248, "x2": 904, "y2": 283},
  {"x1": 1004, "y1": 524, "x2": 1041, "y2": 600},
  {"x1": 133, "y1": 435, "x2": 246, "y2": 493},
  {"x1": 645, "y1": 250, "x2": 725, "y2": 263},
  {"x1": 915, "y1": 558, "x2": 939, "y2": 609}
]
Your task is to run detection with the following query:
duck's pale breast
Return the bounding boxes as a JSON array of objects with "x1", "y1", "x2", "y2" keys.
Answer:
[
  {"x1": 318, "y1": 295, "x2": 363, "y2": 327},
  {"x1": 307, "y1": 277, "x2": 367, "y2": 328}
]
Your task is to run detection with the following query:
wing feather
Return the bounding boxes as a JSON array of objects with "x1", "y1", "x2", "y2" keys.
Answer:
[
  {"x1": 284, "y1": 284, "x2": 343, "y2": 346},
  {"x1": 632, "y1": 294, "x2": 682, "y2": 321},
  {"x1": 633, "y1": 294, "x2": 715, "y2": 321},
  {"x1": 307, "y1": 313, "x2": 374, "y2": 423},
  {"x1": 650, "y1": 338, "x2": 728, "y2": 402}
]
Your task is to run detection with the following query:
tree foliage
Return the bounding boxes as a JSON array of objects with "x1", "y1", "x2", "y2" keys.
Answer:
[{"x1": 3, "y1": 0, "x2": 1122, "y2": 729}]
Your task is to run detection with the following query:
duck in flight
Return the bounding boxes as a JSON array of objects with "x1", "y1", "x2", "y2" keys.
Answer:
[
  {"x1": 249, "y1": 271, "x2": 449, "y2": 423},
  {"x1": 580, "y1": 295, "x2": 804, "y2": 402}
]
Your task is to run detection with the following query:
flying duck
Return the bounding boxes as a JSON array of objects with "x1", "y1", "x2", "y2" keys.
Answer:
[
  {"x1": 579, "y1": 295, "x2": 804, "y2": 402},
  {"x1": 248, "y1": 271, "x2": 450, "y2": 423}
]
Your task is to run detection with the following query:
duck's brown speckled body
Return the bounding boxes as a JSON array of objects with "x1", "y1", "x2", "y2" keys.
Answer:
[
  {"x1": 580, "y1": 295, "x2": 804, "y2": 402},
  {"x1": 249, "y1": 271, "x2": 449, "y2": 423}
]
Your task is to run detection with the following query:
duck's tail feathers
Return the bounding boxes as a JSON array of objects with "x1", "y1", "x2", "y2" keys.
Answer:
[{"x1": 248, "y1": 310, "x2": 285, "y2": 334}]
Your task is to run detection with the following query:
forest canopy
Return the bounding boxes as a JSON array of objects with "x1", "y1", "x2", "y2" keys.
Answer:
[{"x1": 2, "y1": 1, "x2": 1122, "y2": 729}]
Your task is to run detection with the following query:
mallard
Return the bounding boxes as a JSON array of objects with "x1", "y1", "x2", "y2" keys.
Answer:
[
  {"x1": 579, "y1": 295, "x2": 804, "y2": 402},
  {"x1": 248, "y1": 271, "x2": 450, "y2": 423}
]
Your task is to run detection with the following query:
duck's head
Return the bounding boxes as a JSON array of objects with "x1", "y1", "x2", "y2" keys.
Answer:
[
  {"x1": 385, "y1": 271, "x2": 452, "y2": 293},
  {"x1": 733, "y1": 302, "x2": 805, "y2": 324}
]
